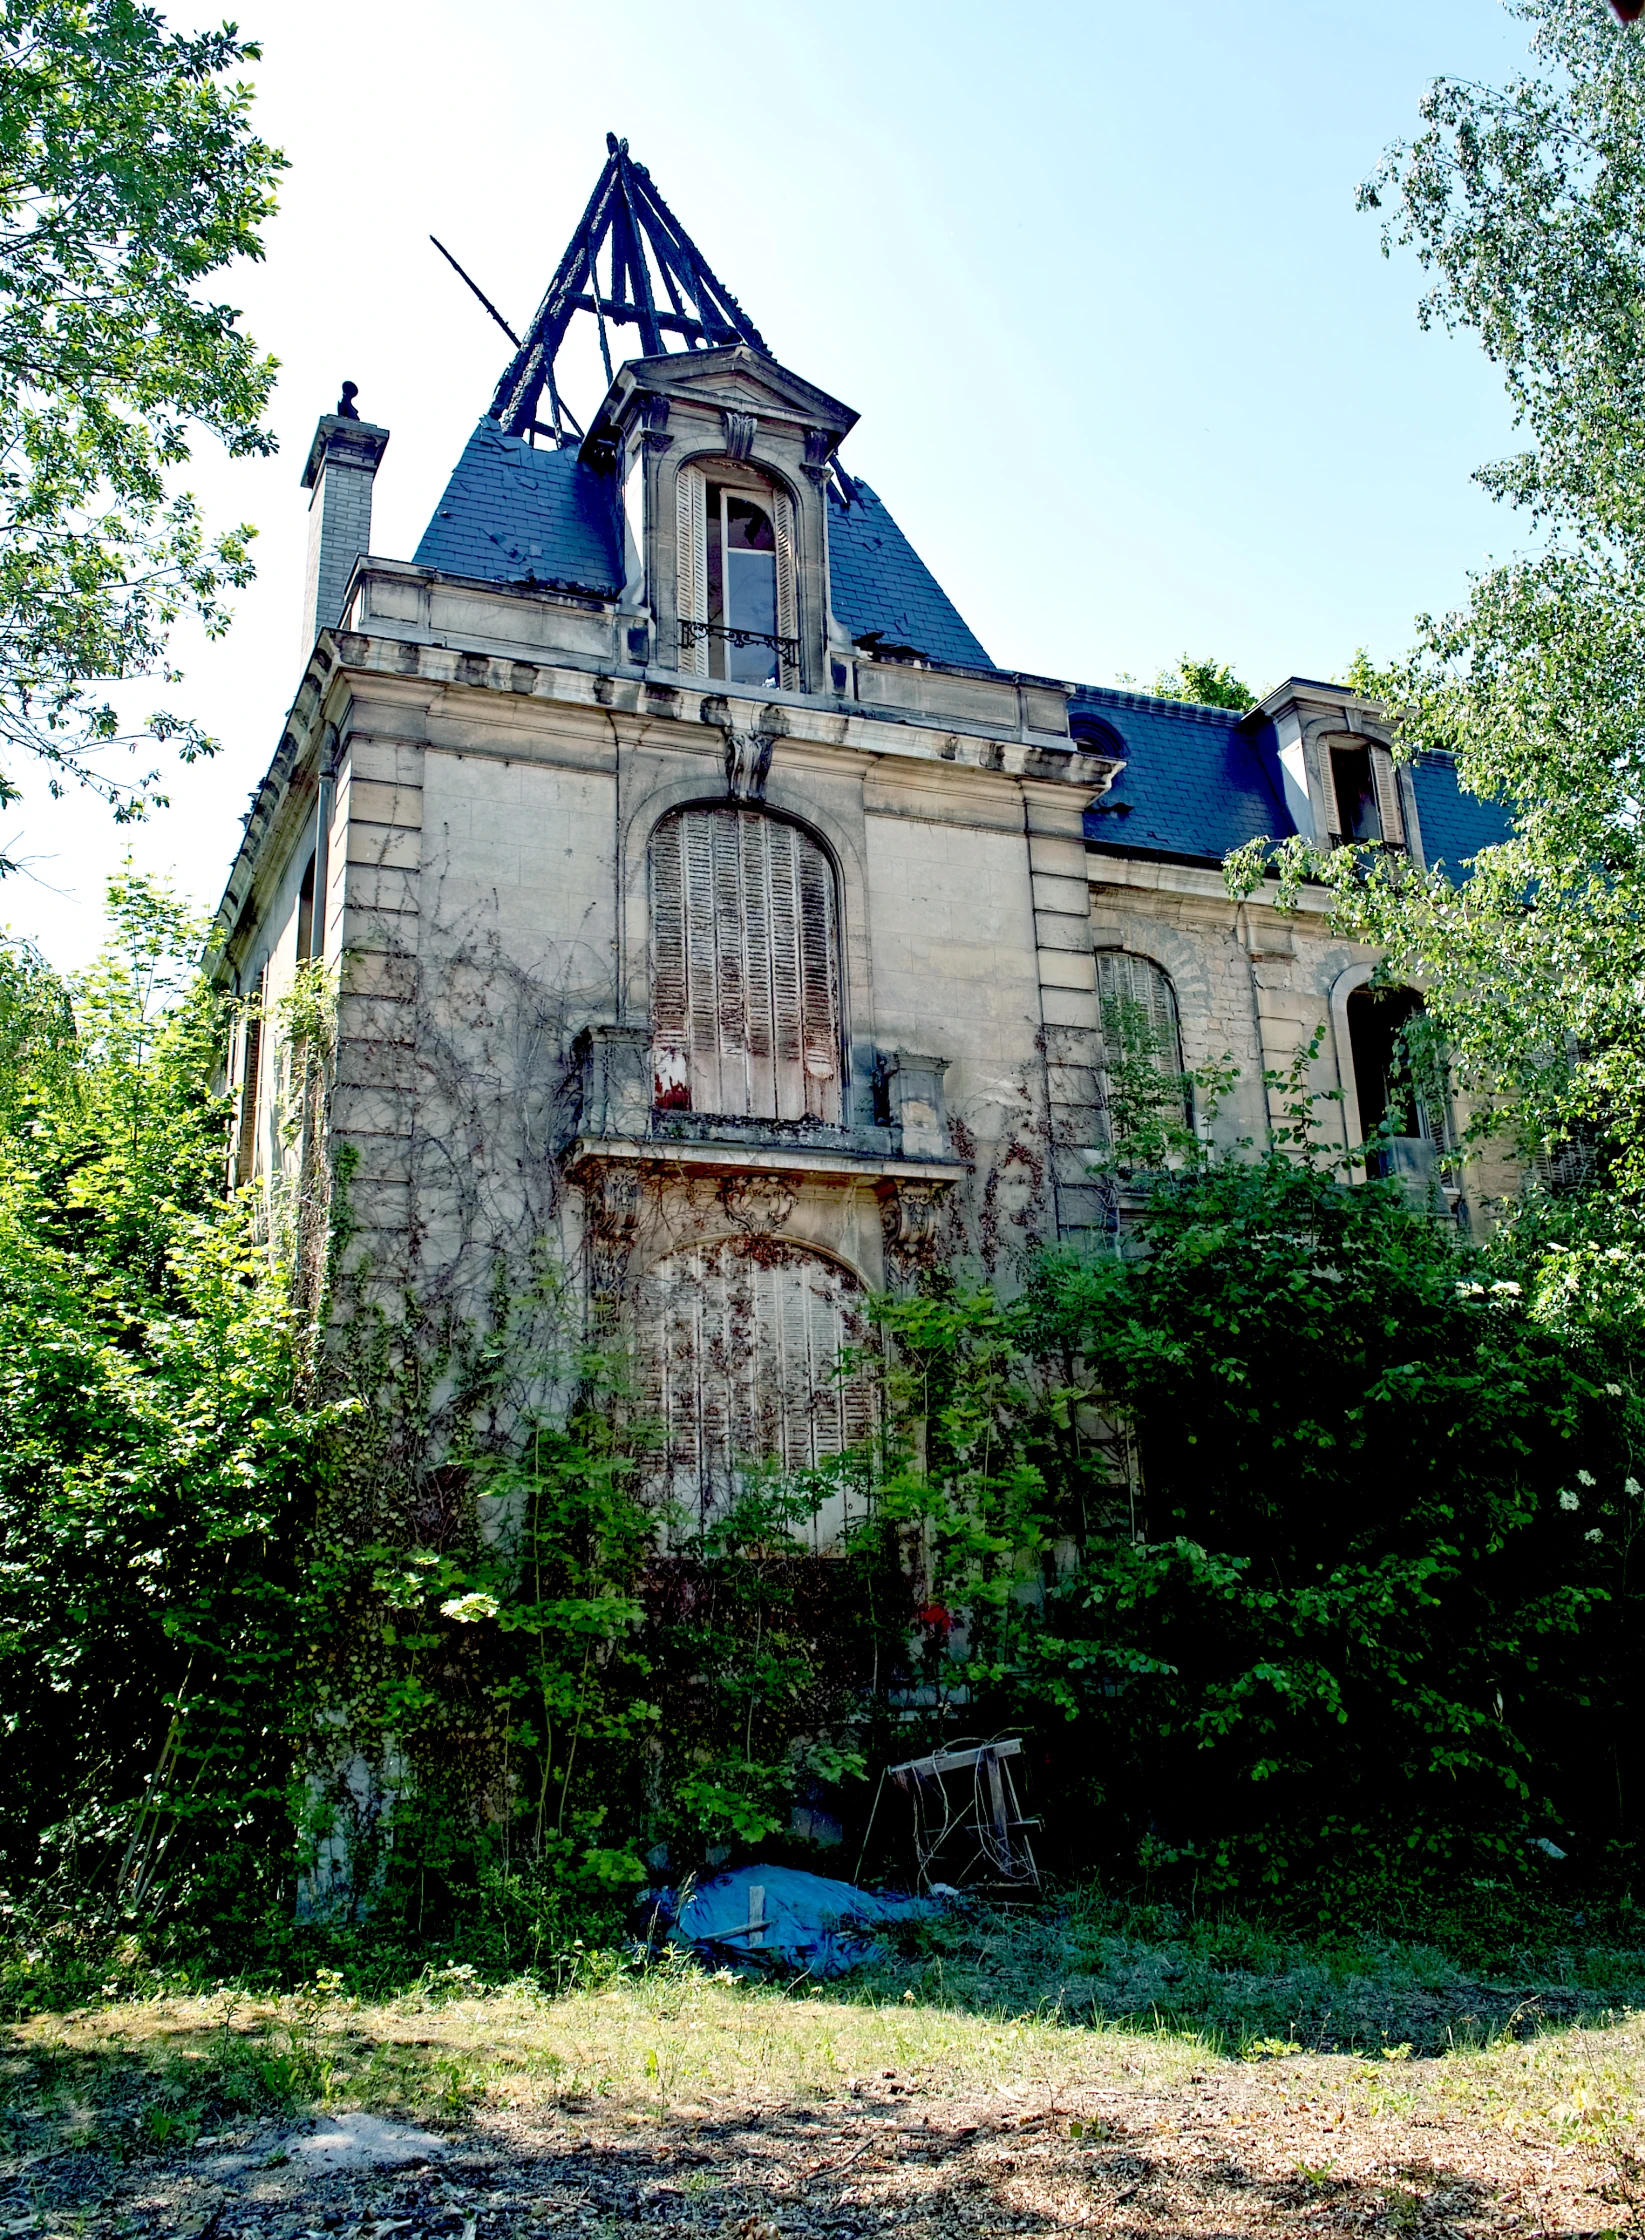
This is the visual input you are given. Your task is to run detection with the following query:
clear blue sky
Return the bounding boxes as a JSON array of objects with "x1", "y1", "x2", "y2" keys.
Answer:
[{"x1": 6, "y1": 0, "x2": 1532, "y2": 966}]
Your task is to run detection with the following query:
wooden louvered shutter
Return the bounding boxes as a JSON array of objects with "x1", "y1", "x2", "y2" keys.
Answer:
[
  {"x1": 797, "y1": 836, "x2": 839, "y2": 1119},
  {"x1": 650, "y1": 819, "x2": 690, "y2": 1107},
  {"x1": 1096, "y1": 952, "x2": 1181, "y2": 1070},
  {"x1": 676, "y1": 465, "x2": 707, "y2": 674},
  {"x1": 740, "y1": 812, "x2": 774, "y2": 1113},
  {"x1": 651, "y1": 808, "x2": 841, "y2": 1124},
  {"x1": 233, "y1": 970, "x2": 265, "y2": 1187},
  {"x1": 641, "y1": 1241, "x2": 875, "y2": 1529},
  {"x1": 766, "y1": 820, "x2": 803, "y2": 1119},
  {"x1": 1370, "y1": 745, "x2": 1405, "y2": 848},
  {"x1": 773, "y1": 488, "x2": 798, "y2": 689},
  {"x1": 1095, "y1": 952, "x2": 1188, "y2": 1131},
  {"x1": 1312, "y1": 737, "x2": 1343, "y2": 840},
  {"x1": 684, "y1": 808, "x2": 721, "y2": 1109}
]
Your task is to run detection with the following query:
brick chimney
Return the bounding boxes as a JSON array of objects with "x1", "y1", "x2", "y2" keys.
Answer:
[{"x1": 300, "y1": 388, "x2": 389, "y2": 656}]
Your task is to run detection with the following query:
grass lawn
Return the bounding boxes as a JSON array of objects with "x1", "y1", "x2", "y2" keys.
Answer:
[{"x1": 5, "y1": 1904, "x2": 1645, "y2": 2233}]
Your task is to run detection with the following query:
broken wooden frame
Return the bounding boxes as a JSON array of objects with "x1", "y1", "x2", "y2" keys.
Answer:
[{"x1": 859, "y1": 1737, "x2": 1041, "y2": 1895}]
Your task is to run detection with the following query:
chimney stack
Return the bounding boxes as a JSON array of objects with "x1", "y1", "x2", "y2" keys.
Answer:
[{"x1": 300, "y1": 384, "x2": 389, "y2": 656}]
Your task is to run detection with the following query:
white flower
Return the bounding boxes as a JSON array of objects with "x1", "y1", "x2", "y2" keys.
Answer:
[
  {"x1": 1606, "y1": 1384, "x2": 1625, "y2": 1398},
  {"x1": 1586, "y1": 1529, "x2": 1604, "y2": 1544},
  {"x1": 440, "y1": 1591, "x2": 501, "y2": 1624},
  {"x1": 1578, "y1": 1470, "x2": 1596, "y2": 1487},
  {"x1": 1490, "y1": 1281, "x2": 1522, "y2": 1298},
  {"x1": 1560, "y1": 1490, "x2": 1581, "y2": 1512},
  {"x1": 1627, "y1": 1478, "x2": 1642, "y2": 1498},
  {"x1": 1457, "y1": 1281, "x2": 1486, "y2": 1298}
]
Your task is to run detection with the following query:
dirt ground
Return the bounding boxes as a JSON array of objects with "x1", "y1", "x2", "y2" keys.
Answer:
[{"x1": 5, "y1": 1984, "x2": 1644, "y2": 2240}]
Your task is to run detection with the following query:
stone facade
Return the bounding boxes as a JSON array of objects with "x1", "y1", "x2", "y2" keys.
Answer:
[{"x1": 209, "y1": 333, "x2": 1512, "y2": 1516}]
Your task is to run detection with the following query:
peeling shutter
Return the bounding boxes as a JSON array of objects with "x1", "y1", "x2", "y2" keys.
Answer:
[
  {"x1": 233, "y1": 969, "x2": 265, "y2": 1187},
  {"x1": 768, "y1": 821, "x2": 806, "y2": 1118},
  {"x1": 651, "y1": 807, "x2": 840, "y2": 1123},
  {"x1": 1370, "y1": 745, "x2": 1406, "y2": 848},
  {"x1": 650, "y1": 819, "x2": 690, "y2": 1106},
  {"x1": 676, "y1": 465, "x2": 707, "y2": 674},
  {"x1": 773, "y1": 487, "x2": 798, "y2": 689},
  {"x1": 642, "y1": 1240, "x2": 875, "y2": 1528},
  {"x1": 1311, "y1": 736, "x2": 1343, "y2": 840},
  {"x1": 798, "y1": 836, "x2": 839, "y2": 1118}
]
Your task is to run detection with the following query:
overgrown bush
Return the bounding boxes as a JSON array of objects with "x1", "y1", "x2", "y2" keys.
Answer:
[{"x1": 4, "y1": 884, "x2": 1644, "y2": 1966}]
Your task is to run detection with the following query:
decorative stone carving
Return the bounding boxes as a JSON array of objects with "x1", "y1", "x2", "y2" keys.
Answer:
[
  {"x1": 882, "y1": 1179, "x2": 943, "y2": 1249},
  {"x1": 719, "y1": 1172, "x2": 796, "y2": 1234},
  {"x1": 802, "y1": 426, "x2": 833, "y2": 485},
  {"x1": 587, "y1": 1160, "x2": 643, "y2": 1302},
  {"x1": 724, "y1": 728, "x2": 774, "y2": 802},
  {"x1": 721, "y1": 409, "x2": 758, "y2": 462}
]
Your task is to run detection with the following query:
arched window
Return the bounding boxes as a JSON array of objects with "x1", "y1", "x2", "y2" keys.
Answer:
[
  {"x1": 1094, "y1": 951, "x2": 1190, "y2": 1136},
  {"x1": 650, "y1": 805, "x2": 842, "y2": 1124},
  {"x1": 1346, "y1": 985, "x2": 1446, "y2": 1171},
  {"x1": 640, "y1": 1239, "x2": 876, "y2": 1526},
  {"x1": 677, "y1": 465, "x2": 797, "y2": 687}
]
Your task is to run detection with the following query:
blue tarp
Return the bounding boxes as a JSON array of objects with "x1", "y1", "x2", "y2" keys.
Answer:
[{"x1": 647, "y1": 1864, "x2": 935, "y2": 1977}]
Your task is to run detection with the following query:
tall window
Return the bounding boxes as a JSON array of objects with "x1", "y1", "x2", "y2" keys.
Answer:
[
  {"x1": 1094, "y1": 951, "x2": 1190, "y2": 1136},
  {"x1": 1331, "y1": 745, "x2": 1382, "y2": 843},
  {"x1": 651, "y1": 806, "x2": 842, "y2": 1124},
  {"x1": 640, "y1": 1238, "x2": 876, "y2": 1527},
  {"x1": 1347, "y1": 985, "x2": 1447, "y2": 1177},
  {"x1": 677, "y1": 466, "x2": 797, "y2": 687},
  {"x1": 1327, "y1": 741, "x2": 1404, "y2": 849}
]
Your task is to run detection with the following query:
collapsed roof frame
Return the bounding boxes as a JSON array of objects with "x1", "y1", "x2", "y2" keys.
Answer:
[{"x1": 487, "y1": 133, "x2": 771, "y2": 447}]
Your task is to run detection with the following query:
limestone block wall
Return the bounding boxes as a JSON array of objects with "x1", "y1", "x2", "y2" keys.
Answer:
[
  {"x1": 307, "y1": 654, "x2": 1106, "y2": 1318},
  {"x1": 1091, "y1": 859, "x2": 1371, "y2": 1157}
]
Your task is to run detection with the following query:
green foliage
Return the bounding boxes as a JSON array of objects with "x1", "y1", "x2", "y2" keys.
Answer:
[
  {"x1": 0, "y1": 2, "x2": 285, "y2": 862},
  {"x1": 0, "y1": 872, "x2": 329, "y2": 1918},
  {"x1": 1231, "y1": 1, "x2": 1645, "y2": 1313},
  {"x1": 842, "y1": 1138, "x2": 1643, "y2": 1897},
  {"x1": 1152, "y1": 655, "x2": 1258, "y2": 713}
]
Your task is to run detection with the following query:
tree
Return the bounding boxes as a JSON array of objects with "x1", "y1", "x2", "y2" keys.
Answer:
[
  {"x1": 1152, "y1": 653, "x2": 1257, "y2": 711},
  {"x1": 1228, "y1": 0, "x2": 1645, "y2": 1330},
  {"x1": 0, "y1": 3, "x2": 284, "y2": 871},
  {"x1": 0, "y1": 877, "x2": 322, "y2": 1923}
]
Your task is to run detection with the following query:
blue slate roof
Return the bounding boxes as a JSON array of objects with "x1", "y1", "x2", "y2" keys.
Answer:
[
  {"x1": 412, "y1": 427, "x2": 992, "y2": 672},
  {"x1": 1408, "y1": 751, "x2": 1513, "y2": 872},
  {"x1": 413, "y1": 420, "x2": 624, "y2": 594},
  {"x1": 826, "y1": 479, "x2": 993, "y2": 669},
  {"x1": 1072, "y1": 685, "x2": 1293, "y2": 864}
]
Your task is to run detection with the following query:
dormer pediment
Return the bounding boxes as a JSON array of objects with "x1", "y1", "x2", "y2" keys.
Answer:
[{"x1": 596, "y1": 347, "x2": 858, "y2": 448}]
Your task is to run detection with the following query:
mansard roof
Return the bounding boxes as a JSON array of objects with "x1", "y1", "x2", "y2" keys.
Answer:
[
  {"x1": 1073, "y1": 682, "x2": 1514, "y2": 873},
  {"x1": 414, "y1": 420, "x2": 624, "y2": 594},
  {"x1": 411, "y1": 418, "x2": 994, "y2": 668},
  {"x1": 1073, "y1": 685, "x2": 1289, "y2": 863},
  {"x1": 826, "y1": 480, "x2": 992, "y2": 670},
  {"x1": 1404, "y1": 750, "x2": 1515, "y2": 874}
]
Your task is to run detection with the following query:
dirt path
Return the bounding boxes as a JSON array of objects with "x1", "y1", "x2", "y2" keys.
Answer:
[{"x1": 3, "y1": 2058, "x2": 1633, "y2": 2240}]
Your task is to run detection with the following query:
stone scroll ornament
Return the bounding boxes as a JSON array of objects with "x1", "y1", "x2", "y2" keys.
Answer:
[
  {"x1": 588, "y1": 1162, "x2": 643, "y2": 1303},
  {"x1": 723, "y1": 728, "x2": 774, "y2": 802},
  {"x1": 719, "y1": 1173, "x2": 797, "y2": 1235}
]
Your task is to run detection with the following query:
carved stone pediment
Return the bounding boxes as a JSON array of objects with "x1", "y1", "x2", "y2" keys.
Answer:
[{"x1": 595, "y1": 346, "x2": 859, "y2": 449}]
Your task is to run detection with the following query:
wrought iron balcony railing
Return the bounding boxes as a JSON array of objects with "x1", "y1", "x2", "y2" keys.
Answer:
[{"x1": 679, "y1": 620, "x2": 799, "y2": 675}]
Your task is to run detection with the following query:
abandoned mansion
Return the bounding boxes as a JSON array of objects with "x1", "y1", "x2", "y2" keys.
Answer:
[{"x1": 207, "y1": 139, "x2": 1511, "y2": 1516}]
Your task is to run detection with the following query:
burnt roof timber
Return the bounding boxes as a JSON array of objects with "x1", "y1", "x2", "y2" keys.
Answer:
[{"x1": 488, "y1": 134, "x2": 770, "y2": 440}]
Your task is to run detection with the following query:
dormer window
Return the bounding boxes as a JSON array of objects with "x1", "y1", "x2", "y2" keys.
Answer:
[
  {"x1": 1320, "y1": 736, "x2": 1405, "y2": 851},
  {"x1": 677, "y1": 464, "x2": 797, "y2": 688}
]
